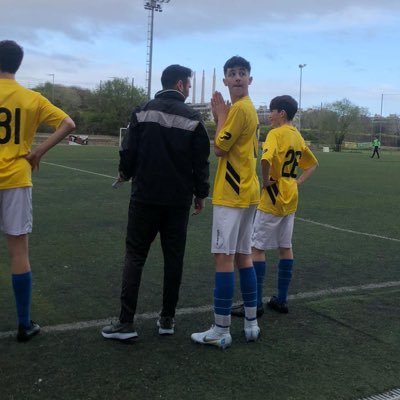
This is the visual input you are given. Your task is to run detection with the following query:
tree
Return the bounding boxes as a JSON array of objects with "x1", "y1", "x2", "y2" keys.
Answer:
[
  {"x1": 320, "y1": 98, "x2": 364, "y2": 151},
  {"x1": 86, "y1": 78, "x2": 147, "y2": 135},
  {"x1": 33, "y1": 83, "x2": 93, "y2": 133}
]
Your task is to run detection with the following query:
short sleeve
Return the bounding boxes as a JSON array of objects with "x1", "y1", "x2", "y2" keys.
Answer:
[
  {"x1": 261, "y1": 129, "x2": 278, "y2": 164},
  {"x1": 215, "y1": 104, "x2": 245, "y2": 152}
]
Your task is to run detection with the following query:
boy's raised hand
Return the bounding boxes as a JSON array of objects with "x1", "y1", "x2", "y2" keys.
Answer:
[{"x1": 211, "y1": 91, "x2": 230, "y2": 122}]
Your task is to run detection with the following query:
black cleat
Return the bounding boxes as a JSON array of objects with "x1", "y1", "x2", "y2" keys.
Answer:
[
  {"x1": 17, "y1": 321, "x2": 40, "y2": 342},
  {"x1": 267, "y1": 296, "x2": 289, "y2": 314},
  {"x1": 101, "y1": 321, "x2": 138, "y2": 341},
  {"x1": 157, "y1": 316, "x2": 175, "y2": 335},
  {"x1": 231, "y1": 303, "x2": 264, "y2": 318}
]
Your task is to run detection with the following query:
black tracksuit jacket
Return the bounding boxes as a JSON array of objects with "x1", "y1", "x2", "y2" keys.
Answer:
[{"x1": 119, "y1": 89, "x2": 210, "y2": 207}]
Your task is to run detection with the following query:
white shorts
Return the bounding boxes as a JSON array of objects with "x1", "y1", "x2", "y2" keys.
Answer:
[
  {"x1": 251, "y1": 210, "x2": 294, "y2": 250},
  {"x1": 211, "y1": 205, "x2": 257, "y2": 255},
  {"x1": 0, "y1": 187, "x2": 32, "y2": 235}
]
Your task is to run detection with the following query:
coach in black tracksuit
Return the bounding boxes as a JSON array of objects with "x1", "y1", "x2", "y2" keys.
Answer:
[{"x1": 102, "y1": 65, "x2": 210, "y2": 340}]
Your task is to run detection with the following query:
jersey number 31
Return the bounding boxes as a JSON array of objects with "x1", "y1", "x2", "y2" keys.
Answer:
[{"x1": 0, "y1": 107, "x2": 21, "y2": 144}]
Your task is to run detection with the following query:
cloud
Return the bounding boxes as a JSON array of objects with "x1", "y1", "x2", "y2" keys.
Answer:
[
  {"x1": 2, "y1": 0, "x2": 399, "y2": 44},
  {"x1": 3, "y1": 0, "x2": 399, "y2": 114}
]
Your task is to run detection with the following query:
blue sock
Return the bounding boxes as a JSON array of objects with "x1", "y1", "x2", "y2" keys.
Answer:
[
  {"x1": 239, "y1": 267, "x2": 257, "y2": 320},
  {"x1": 12, "y1": 271, "x2": 32, "y2": 328},
  {"x1": 253, "y1": 261, "x2": 266, "y2": 307},
  {"x1": 214, "y1": 272, "x2": 234, "y2": 328},
  {"x1": 277, "y1": 259, "x2": 293, "y2": 303}
]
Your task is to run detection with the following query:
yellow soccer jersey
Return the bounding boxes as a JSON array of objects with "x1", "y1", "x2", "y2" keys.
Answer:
[
  {"x1": 212, "y1": 96, "x2": 260, "y2": 208},
  {"x1": 0, "y1": 79, "x2": 69, "y2": 189},
  {"x1": 258, "y1": 124, "x2": 318, "y2": 216}
]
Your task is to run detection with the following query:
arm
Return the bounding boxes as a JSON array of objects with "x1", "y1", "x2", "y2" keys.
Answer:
[
  {"x1": 297, "y1": 146, "x2": 318, "y2": 186},
  {"x1": 211, "y1": 91, "x2": 230, "y2": 157},
  {"x1": 214, "y1": 145, "x2": 227, "y2": 157},
  {"x1": 192, "y1": 197, "x2": 205, "y2": 215},
  {"x1": 261, "y1": 159, "x2": 275, "y2": 188},
  {"x1": 118, "y1": 111, "x2": 140, "y2": 181},
  {"x1": 26, "y1": 117, "x2": 75, "y2": 170},
  {"x1": 192, "y1": 123, "x2": 211, "y2": 214},
  {"x1": 296, "y1": 164, "x2": 317, "y2": 186}
]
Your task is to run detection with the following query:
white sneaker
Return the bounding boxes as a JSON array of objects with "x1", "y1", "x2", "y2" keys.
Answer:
[
  {"x1": 244, "y1": 322, "x2": 260, "y2": 342},
  {"x1": 191, "y1": 325, "x2": 232, "y2": 349}
]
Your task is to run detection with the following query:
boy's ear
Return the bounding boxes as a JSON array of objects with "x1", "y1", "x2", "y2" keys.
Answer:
[
  {"x1": 248, "y1": 76, "x2": 253, "y2": 85},
  {"x1": 222, "y1": 78, "x2": 228, "y2": 87}
]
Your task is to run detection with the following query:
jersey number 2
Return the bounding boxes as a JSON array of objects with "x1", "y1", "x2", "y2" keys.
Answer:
[
  {"x1": 281, "y1": 149, "x2": 301, "y2": 178},
  {"x1": 0, "y1": 107, "x2": 21, "y2": 144}
]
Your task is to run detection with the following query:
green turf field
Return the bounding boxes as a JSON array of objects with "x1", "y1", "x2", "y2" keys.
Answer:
[{"x1": 1, "y1": 146, "x2": 399, "y2": 400}]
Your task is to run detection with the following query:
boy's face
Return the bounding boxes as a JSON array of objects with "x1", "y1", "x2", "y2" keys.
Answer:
[
  {"x1": 269, "y1": 109, "x2": 287, "y2": 128},
  {"x1": 223, "y1": 66, "x2": 252, "y2": 100}
]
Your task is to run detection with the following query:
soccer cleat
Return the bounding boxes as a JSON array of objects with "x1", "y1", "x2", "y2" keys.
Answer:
[
  {"x1": 17, "y1": 321, "x2": 40, "y2": 342},
  {"x1": 231, "y1": 303, "x2": 264, "y2": 318},
  {"x1": 157, "y1": 316, "x2": 175, "y2": 335},
  {"x1": 267, "y1": 296, "x2": 289, "y2": 314},
  {"x1": 101, "y1": 321, "x2": 138, "y2": 341},
  {"x1": 191, "y1": 325, "x2": 232, "y2": 350},
  {"x1": 244, "y1": 323, "x2": 261, "y2": 342}
]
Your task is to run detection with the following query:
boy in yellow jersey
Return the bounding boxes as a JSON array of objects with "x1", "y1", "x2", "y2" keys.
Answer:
[
  {"x1": 252, "y1": 95, "x2": 318, "y2": 314},
  {"x1": 0, "y1": 40, "x2": 75, "y2": 341},
  {"x1": 191, "y1": 56, "x2": 260, "y2": 349}
]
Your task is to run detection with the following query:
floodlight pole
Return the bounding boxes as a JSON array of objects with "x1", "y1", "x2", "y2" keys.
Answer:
[
  {"x1": 144, "y1": 0, "x2": 170, "y2": 100},
  {"x1": 298, "y1": 64, "x2": 306, "y2": 132}
]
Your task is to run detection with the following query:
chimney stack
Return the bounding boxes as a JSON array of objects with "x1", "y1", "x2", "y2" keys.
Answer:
[
  {"x1": 201, "y1": 70, "x2": 205, "y2": 103},
  {"x1": 212, "y1": 68, "x2": 216, "y2": 94}
]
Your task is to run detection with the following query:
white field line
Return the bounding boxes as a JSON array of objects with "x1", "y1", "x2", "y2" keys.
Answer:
[
  {"x1": 1, "y1": 280, "x2": 399, "y2": 340},
  {"x1": 358, "y1": 388, "x2": 400, "y2": 400},
  {"x1": 43, "y1": 162, "x2": 399, "y2": 243},
  {"x1": 296, "y1": 217, "x2": 400, "y2": 242},
  {"x1": 42, "y1": 162, "x2": 115, "y2": 179}
]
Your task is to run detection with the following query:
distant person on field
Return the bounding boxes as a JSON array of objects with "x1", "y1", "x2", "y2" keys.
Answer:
[
  {"x1": 191, "y1": 56, "x2": 261, "y2": 349},
  {"x1": 101, "y1": 64, "x2": 210, "y2": 341},
  {"x1": 0, "y1": 40, "x2": 76, "y2": 342},
  {"x1": 250, "y1": 95, "x2": 318, "y2": 314},
  {"x1": 371, "y1": 137, "x2": 381, "y2": 158}
]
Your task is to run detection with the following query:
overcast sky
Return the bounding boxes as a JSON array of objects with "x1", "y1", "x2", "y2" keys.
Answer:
[{"x1": 2, "y1": 0, "x2": 400, "y2": 115}]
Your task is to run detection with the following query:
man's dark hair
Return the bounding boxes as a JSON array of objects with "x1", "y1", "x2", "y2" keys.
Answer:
[
  {"x1": 269, "y1": 95, "x2": 298, "y2": 121},
  {"x1": 161, "y1": 64, "x2": 192, "y2": 89},
  {"x1": 0, "y1": 40, "x2": 24, "y2": 74},
  {"x1": 223, "y1": 56, "x2": 251, "y2": 75}
]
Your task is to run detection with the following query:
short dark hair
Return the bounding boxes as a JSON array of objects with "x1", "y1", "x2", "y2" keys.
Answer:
[
  {"x1": 269, "y1": 95, "x2": 298, "y2": 121},
  {"x1": 161, "y1": 64, "x2": 192, "y2": 89},
  {"x1": 223, "y1": 56, "x2": 251, "y2": 75},
  {"x1": 0, "y1": 40, "x2": 24, "y2": 74}
]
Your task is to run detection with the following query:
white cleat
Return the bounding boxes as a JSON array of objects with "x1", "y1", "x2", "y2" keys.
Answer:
[
  {"x1": 191, "y1": 325, "x2": 232, "y2": 350},
  {"x1": 244, "y1": 323, "x2": 260, "y2": 342}
]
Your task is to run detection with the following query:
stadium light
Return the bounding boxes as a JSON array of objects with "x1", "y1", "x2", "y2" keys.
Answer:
[
  {"x1": 298, "y1": 64, "x2": 306, "y2": 132},
  {"x1": 144, "y1": 0, "x2": 170, "y2": 100},
  {"x1": 379, "y1": 93, "x2": 400, "y2": 141}
]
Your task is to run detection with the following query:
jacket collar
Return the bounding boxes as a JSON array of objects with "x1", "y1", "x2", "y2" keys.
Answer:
[{"x1": 154, "y1": 89, "x2": 186, "y2": 102}]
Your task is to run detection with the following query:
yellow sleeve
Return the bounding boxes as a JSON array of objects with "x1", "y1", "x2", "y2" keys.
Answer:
[
  {"x1": 38, "y1": 95, "x2": 69, "y2": 129},
  {"x1": 299, "y1": 146, "x2": 318, "y2": 169},
  {"x1": 261, "y1": 129, "x2": 277, "y2": 164},
  {"x1": 215, "y1": 104, "x2": 245, "y2": 152}
]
